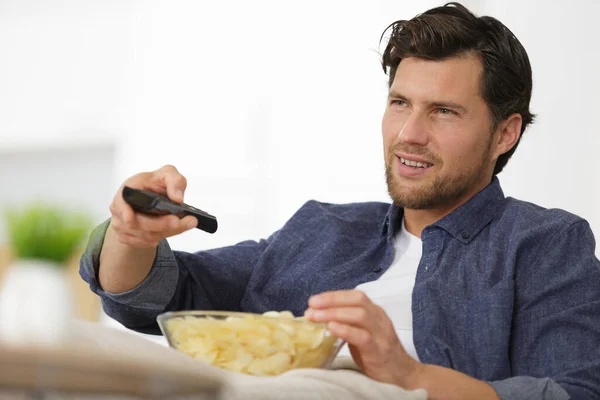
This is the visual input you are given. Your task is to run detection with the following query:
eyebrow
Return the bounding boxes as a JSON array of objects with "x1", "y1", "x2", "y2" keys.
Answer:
[{"x1": 389, "y1": 90, "x2": 468, "y2": 114}]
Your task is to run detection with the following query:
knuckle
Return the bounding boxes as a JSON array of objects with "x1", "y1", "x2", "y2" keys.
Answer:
[
  {"x1": 129, "y1": 171, "x2": 151, "y2": 183},
  {"x1": 360, "y1": 332, "x2": 372, "y2": 346},
  {"x1": 111, "y1": 219, "x2": 122, "y2": 230},
  {"x1": 356, "y1": 291, "x2": 369, "y2": 304},
  {"x1": 170, "y1": 172, "x2": 187, "y2": 187},
  {"x1": 330, "y1": 321, "x2": 345, "y2": 335},
  {"x1": 161, "y1": 164, "x2": 178, "y2": 173},
  {"x1": 356, "y1": 308, "x2": 368, "y2": 322}
]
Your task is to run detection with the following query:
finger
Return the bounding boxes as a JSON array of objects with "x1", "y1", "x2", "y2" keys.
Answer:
[
  {"x1": 327, "y1": 322, "x2": 371, "y2": 347},
  {"x1": 113, "y1": 199, "x2": 197, "y2": 235},
  {"x1": 117, "y1": 213, "x2": 197, "y2": 238},
  {"x1": 110, "y1": 195, "x2": 144, "y2": 228},
  {"x1": 132, "y1": 213, "x2": 181, "y2": 233},
  {"x1": 110, "y1": 182, "x2": 151, "y2": 224},
  {"x1": 304, "y1": 307, "x2": 370, "y2": 327},
  {"x1": 110, "y1": 199, "x2": 136, "y2": 226},
  {"x1": 121, "y1": 203, "x2": 136, "y2": 224},
  {"x1": 180, "y1": 215, "x2": 198, "y2": 231},
  {"x1": 308, "y1": 290, "x2": 372, "y2": 309},
  {"x1": 156, "y1": 214, "x2": 198, "y2": 236},
  {"x1": 153, "y1": 165, "x2": 187, "y2": 203},
  {"x1": 109, "y1": 202, "x2": 124, "y2": 224}
]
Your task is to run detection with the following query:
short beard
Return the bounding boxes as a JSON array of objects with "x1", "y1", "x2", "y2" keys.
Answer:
[{"x1": 385, "y1": 141, "x2": 493, "y2": 210}]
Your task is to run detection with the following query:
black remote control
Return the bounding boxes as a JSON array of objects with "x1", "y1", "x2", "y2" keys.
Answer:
[{"x1": 122, "y1": 186, "x2": 218, "y2": 234}]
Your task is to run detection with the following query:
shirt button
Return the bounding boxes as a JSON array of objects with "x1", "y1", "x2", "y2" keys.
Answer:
[
  {"x1": 461, "y1": 231, "x2": 470, "y2": 239},
  {"x1": 373, "y1": 266, "x2": 382, "y2": 273}
]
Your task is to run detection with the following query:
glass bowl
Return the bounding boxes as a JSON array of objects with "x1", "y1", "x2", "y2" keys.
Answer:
[{"x1": 157, "y1": 310, "x2": 345, "y2": 376}]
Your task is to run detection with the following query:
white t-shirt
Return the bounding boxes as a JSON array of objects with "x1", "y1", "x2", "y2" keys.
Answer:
[{"x1": 337, "y1": 219, "x2": 422, "y2": 361}]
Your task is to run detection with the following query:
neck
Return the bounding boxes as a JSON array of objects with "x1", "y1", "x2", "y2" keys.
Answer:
[{"x1": 402, "y1": 179, "x2": 492, "y2": 238}]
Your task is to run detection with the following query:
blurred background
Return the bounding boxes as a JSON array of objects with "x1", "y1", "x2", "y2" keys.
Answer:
[{"x1": 0, "y1": 0, "x2": 598, "y2": 333}]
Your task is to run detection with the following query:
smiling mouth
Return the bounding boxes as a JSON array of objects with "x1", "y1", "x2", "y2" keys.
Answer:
[{"x1": 399, "y1": 157, "x2": 433, "y2": 169}]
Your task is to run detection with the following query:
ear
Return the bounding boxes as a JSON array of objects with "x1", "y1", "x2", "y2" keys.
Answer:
[{"x1": 493, "y1": 113, "x2": 522, "y2": 158}]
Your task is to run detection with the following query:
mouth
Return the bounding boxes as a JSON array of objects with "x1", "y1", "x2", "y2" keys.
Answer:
[
  {"x1": 399, "y1": 157, "x2": 433, "y2": 169},
  {"x1": 393, "y1": 154, "x2": 434, "y2": 177}
]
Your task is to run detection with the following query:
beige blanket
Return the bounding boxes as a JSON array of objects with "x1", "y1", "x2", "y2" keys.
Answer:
[
  {"x1": 220, "y1": 362, "x2": 427, "y2": 400},
  {"x1": 0, "y1": 321, "x2": 427, "y2": 399}
]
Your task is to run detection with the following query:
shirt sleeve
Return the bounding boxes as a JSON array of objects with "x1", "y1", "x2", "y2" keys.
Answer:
[
  {"x1": 488, "y1": 219, "x2": 600, "y2": 399},
  {"x1": 79, "y1": 218, "x2": 275, "y2": 334},
  {"x1": 79, "y1": 219, "x2": 179, "y2": 309}
]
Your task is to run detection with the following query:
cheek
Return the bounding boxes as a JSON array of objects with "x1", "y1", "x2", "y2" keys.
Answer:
[
  {"x1": 437, "y1": 132, "x2": 485, "y2": 170},
  {"x1": 381, "y1": 117, "x2": 396, "y2": 164},
  {"x1": 381, "y1": 110, "x2": 400, "y2": 146}
]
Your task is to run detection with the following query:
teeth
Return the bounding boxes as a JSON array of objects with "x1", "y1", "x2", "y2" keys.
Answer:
[{"x1": 400, "y1": 157, "x2": 431, "y2": 168}]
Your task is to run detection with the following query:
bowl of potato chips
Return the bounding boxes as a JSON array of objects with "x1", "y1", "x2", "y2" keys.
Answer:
[{"x1": 157, "y1": 310, "x2": 345, "y2": 376}]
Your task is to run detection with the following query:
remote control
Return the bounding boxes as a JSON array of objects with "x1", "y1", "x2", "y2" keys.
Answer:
[{"x1": 122, "y1": 186, "x2": 218, "y2": 234}]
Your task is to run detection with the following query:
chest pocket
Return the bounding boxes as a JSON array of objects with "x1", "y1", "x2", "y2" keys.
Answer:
[{"x1": 465, "y1": 279, "x2": 515, "y2": 381}]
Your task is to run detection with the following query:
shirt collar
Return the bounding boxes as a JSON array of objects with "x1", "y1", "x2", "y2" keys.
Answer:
[
  {"x1": 381, "y1": 177, "x2": 505, "y2": 244},
  {"x1": 381, "y1": 201, "x2": 403, "y2": 238}
]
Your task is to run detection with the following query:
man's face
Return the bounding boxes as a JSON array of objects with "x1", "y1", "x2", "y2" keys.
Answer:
[{"x1": 382, "y1": 55, "x2": 497, "y2": 210}]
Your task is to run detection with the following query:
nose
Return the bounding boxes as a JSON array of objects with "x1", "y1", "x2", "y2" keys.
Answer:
[{"x1": 396, "y1": 112, "x2": 429, "y2": 146}]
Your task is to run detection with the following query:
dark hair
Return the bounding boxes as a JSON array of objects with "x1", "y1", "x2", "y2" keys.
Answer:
[{"x1": 381, "y1": 2, "x2": 535, "y2": 175}]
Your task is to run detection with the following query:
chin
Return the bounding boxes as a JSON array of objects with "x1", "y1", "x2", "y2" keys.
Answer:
[
  {"x1": 389, "y1": 185, "x2": 426, "y2": 208},
  {"x1": 387, "y1": 173, "x2": 447, "y2": 209}
]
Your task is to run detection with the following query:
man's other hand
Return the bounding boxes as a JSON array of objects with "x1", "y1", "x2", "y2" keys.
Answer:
[{"x1": 304, "y1": 290, "x2": 423, "y2": 387}]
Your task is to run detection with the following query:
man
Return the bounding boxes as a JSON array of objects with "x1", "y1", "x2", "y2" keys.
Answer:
[{"x1": 80, "y1": 3, "x2": 600, "y2": 399}]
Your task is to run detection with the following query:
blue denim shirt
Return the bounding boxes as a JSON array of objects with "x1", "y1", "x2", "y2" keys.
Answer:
[{"x1": 80, "y1": 178, "x2": 600, "y2": 399}]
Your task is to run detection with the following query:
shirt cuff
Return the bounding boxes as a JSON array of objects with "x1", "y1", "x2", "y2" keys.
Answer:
[
  {"x1": 488, "y1": 376, "x2": 569, "y2": 400},
  {"x1": 80, "y1": 219, "x2": 179, "y2": 311}
]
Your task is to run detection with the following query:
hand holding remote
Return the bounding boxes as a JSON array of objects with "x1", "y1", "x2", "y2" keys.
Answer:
[
  {"x1": 122, "y1": 187, "x2": 217, "y2": 233},
  {"x1": 108, "y1": 165, "x2": 199, "y2": 249}
]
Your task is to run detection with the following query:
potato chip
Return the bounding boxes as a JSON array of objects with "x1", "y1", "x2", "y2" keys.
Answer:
[{"x1": 165, "y1": 310, "x2": 339, "y2": 376}]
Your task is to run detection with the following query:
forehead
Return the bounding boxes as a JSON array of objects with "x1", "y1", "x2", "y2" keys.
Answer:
[{"x1": 391, "y1": 55, "x2": 484, "y2": 103}]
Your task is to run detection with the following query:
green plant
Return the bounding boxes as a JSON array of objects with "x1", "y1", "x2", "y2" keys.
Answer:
[{"x1": 4, "y1": 203, "x2": 92, "y2": 265}]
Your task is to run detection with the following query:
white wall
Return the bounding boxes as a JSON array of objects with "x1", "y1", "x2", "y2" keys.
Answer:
[
  {"x1": 1, "y1": 0, "x2": 598, "y2": 254},
  {"x1": 0, "y1": 0, "x2": 129, "y2": 149}
]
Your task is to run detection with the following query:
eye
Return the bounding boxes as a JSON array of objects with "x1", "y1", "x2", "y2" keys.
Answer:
[
  {"x1": 390, "y1": 99, "x2": 408, "y2": 107},
  {"x1": 436, "y1": 108, "x2": 456, "y2": 115}
]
